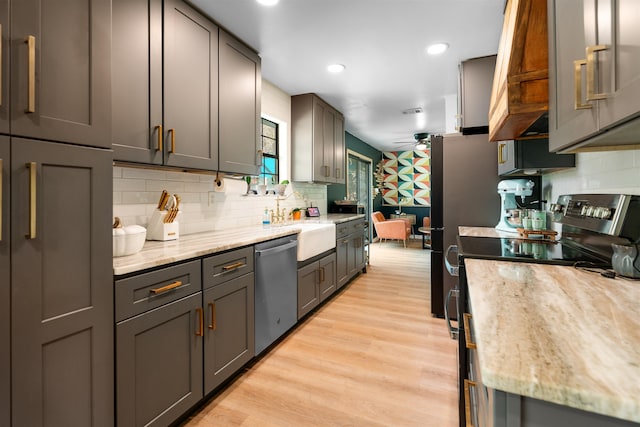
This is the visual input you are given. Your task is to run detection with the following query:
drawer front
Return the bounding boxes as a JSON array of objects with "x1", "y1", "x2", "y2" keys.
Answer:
[
  {"x1": 203, "y1": 246, "x2": 254, "y2": 289},
  {"x1": 115, "y1": 260, "x2": 202, "y2": 322},
  {"x1": 336, "y1": 218, "x2": 365, "y2": 239}
]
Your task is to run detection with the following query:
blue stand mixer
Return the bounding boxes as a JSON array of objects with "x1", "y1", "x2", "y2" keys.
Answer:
[{"x1": 495, "y1": 179, "x2": 535, "y2": 233}]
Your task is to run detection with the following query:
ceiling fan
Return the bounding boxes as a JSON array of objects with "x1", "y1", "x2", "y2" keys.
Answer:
[{"x1": 390, "y1": 132, "x2": 432, "y2": 151}]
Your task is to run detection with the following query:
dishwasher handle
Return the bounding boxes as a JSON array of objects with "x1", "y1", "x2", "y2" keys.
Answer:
[
  {"x1": 444, "y1": 244, "x2": 459, "y2": 277},
  {"x1": 255, "y1": 240, "x2": 298, "y2": 257}
]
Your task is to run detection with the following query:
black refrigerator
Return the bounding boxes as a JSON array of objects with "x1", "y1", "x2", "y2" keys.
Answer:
[{"x1": 429, "y1": 133, "x2": 501, "y2": 318}]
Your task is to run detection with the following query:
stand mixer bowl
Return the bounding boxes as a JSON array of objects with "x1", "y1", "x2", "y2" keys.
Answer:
[{"x1": 611, "y1": 243, "x2": 640, "y2": 278}]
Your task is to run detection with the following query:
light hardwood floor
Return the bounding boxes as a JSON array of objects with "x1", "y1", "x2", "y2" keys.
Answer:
[{"x1": 182, "y1": 238, "x2": 459, "y2": 427}]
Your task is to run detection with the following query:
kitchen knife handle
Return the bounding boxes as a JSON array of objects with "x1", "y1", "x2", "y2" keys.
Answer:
[
  {"x1": 25, "y1": 162, "x2": 36, "y2": 239},
  {"x1": 208, "y1": 302, "x2": 216, "y2": 330},
  {"x1": 149, "y1": 280, "x2": 182, "y2": 294},
  {"x1": 155, "y1": 125, "x2": 163, "y2": 151},
  {"x1": 25, "y1": 35, "x2": 36, "y2": 113},
  {"x1": 168, "y1": 128, "x2": 175, "y2": 153},
  {"x1": 195, "y1": 307, "x2": 204, "y2": 337},
  {"x1": 0, "y1": 158, "x2": 3, "y2": 241},
  {"x1": 463, "y1": 313, "x2": 477, "y2": 350},
  {"x1": 586, "y1": 44, "x2": 608, "y2": 101},
  {"x1": 573, "y1": 59, "x2": 592, "y2": 110},
  {"x1": 464, "y1": 379, "x2": 477, "y2": 427}
]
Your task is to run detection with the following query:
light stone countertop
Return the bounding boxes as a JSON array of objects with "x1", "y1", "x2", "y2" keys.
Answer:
[
  {"x1": 113, "y1": 214, "x2": 364, "y2": 276},
  {"x1": 464, "y1": 258, "x2": 640, "y2": 422},
  {"x1": 459, "y1": 225, "x2": 520, "y2": 238}
]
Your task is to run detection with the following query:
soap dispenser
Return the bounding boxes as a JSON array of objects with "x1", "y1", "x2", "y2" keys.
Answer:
[{"x1": 262, "y1": 207, "x2": 271, "y2": 228}]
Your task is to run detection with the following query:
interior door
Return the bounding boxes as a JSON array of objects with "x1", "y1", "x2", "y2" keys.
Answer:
[{"x1": 347, "y1": 152, "x2": 373, "y2": 240}]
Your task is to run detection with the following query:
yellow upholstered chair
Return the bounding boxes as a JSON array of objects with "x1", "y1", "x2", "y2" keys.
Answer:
[{"x1": 371, "y1": 212, "x2": 411, "y2": 247}]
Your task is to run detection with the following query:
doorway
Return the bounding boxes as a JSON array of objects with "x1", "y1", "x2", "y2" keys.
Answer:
[{"x1": 346, "y1": 150, "x2": 373, "y2": 242}]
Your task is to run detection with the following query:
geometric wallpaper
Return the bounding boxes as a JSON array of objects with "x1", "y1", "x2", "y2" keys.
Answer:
[{"x1": 381, "y1": 150, "x2": 431, "y2": 206}]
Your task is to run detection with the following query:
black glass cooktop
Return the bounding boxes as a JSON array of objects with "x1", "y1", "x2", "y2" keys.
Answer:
[{"x1": 457, "y1": 236, "x2": 611, "y2": 267}]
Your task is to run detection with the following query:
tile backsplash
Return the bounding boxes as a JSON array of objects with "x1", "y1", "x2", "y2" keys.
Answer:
[{"x1": 113, "y1": 166, "x2": 328, "y2": 235}]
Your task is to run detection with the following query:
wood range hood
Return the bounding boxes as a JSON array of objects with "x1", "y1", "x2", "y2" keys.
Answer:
[{"x1": 489, "y1": 0, "x2": 549, "y2": 142}]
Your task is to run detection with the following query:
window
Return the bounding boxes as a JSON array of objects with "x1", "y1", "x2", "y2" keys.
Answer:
[{"x1": 260, "y1": 118, "x2": 279, "y2": 184}]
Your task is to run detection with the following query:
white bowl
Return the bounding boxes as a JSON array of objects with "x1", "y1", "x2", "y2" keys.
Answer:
[{"x1": 113, "y1": 225, "x2": 147, "y2": 257}]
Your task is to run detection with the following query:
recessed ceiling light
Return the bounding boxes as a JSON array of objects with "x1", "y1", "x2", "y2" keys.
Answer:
[
  {"x1": 256, "y1": 0, "x2": 278, "y2": 6},
  {"x1": 327, "y1": 63, "x2": 346, "y2": 73},
  {"x1": 426, "y1": 43, "x2": 449, "y2": 55}
]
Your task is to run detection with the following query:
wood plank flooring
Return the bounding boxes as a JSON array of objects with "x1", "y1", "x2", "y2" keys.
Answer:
[{"x1": 181, "y1": 238, "x2": 458, "y2": 427}]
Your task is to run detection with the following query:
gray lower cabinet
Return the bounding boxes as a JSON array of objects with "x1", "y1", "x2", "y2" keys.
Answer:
[
  {"x1": 0, "y1": 138, "x2": 9, "y2": 427},
  {"x1": 336, "y1": 218, "x2": 366, "y2": 289},
  {"x1": 10, "y1": 138, "x2": 113, "y2": 426},
  {"x1": 10, "y1": 0, "x2": 111, "y2": 148},
  {"x1": 297, "y1": 252, "x2": 337, "y2": 319},
  {"x1": 116, "y1": 260, "x2": 204, "y2": 427},
  {"x1": 218, "y1": 29, "x2": 261, "y2": 176},
  {"x1": 203, "y1": 273, "x2": 255, "y2": 393},
  {"x1": 112, "y1": 0, "x2": 219, "y2": 170}
]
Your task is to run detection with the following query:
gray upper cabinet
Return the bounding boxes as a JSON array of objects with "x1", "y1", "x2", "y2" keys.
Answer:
[
  {"x1": 497, "y1": 138, "x2": 575, "y2": 176},
  {"x1": 10, "y1": 138, "x2": 113, "y2": 427},
  {"x1": 549, "y1": 0, "x2": 640, "y2": 152},
  {"x1": 113, "y1": 0, "x2": 219, "y2": 171},
  {"x1": 292, "y1": 93, "x2": 346, "y2": 184},
  {"x1": 219, "y1": 30, "x2": 261, "y2": 176},
  {"x1": 0, "y1": 138, "x2": 9, "y2": 427},
  {"x1": 10, "y1": 0, "x2": 111, "y2": 148}
]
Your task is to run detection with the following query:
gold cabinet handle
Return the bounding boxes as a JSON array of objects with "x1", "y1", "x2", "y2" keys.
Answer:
[
  {"x1": 168, "y1": 128, "x2": 175, "y2": 153},
  {"x1": 586, "y1": 44, "x2": 608, "y2": 101},
  {"x1": 335, "y1": 168, "x2": 341, "y2": 179},
  {"x1": 149, "y1": 280, "x2": 182, "y2": 294},
  {"x1": 0, "y1": 158, "x2": 3, "y2": 241},
  {"x1": 208, "y1": 302, "x2": 216, "y2": 330},
  {"x1": 464, "y1": 379, "x2": 477, "y2": 427},
  {"x1": 25, "y1": 162, "x2": 36, "y2": 239},
  {"x1": 463, "y1": 313, "x2": 476, "y2": 350},
  {"x1": 573, "y1": 59, "x2": 592, "y2": 110},
  {"x1": 498, "y1": 143, "x2": 506, "y2": 164},
  {"x1": 25, "y1": 35, "x2": 36, "y2": 113},
  {"x1": 195, "y1": 307, "x2": 204, "y2": 337},
  {"x1": 319, "y1": 266, "x2": 325, "y2": 282},
  {"x1": 155, "y1": 125, "x2": 163, "y2": 151},
  {"x1": 0, "y1": 24, "x2": 3, "y2": 107},
  {"x1": 222, "y1": 261, "x2": 244, "y2": 272},
  {"x1": 256, "y1": 149, "x2": 263, "y2": 167}
]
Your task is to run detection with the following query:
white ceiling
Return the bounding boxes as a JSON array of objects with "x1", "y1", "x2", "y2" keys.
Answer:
[{"x1": 189, "y1": 0, "x2": 505, "y2": 151}]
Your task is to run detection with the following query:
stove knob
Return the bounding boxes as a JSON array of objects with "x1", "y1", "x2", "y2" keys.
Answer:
[{"x1": 599, "y1": 207, "x2": 612, "y2": 219}]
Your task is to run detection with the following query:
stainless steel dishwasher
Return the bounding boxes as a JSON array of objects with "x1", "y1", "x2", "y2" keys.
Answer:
[{"x1": 254, "y1": 235, "x2": 298, "y2": 355}]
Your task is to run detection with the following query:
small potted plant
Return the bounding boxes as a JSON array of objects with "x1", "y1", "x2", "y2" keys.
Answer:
[
  {"x1": 275, "y1": 179, "x2": 289, "y2": 196},
  {"x1": 291, "y1": 207, "x2": 302, "y2": 221}
]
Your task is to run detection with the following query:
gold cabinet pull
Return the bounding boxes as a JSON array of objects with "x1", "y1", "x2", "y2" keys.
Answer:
[
  {"x1": 149, "y1": 280, "x2": 182, "y2": 294},
  {"x1": 0, "y1": 158, "x2": 3, "y2": 241},
  {"x1": 463, "y1": 313, "x2": 476, "y2": 350},
  {"x1": 464, "y1": 379, "x2": 477, "y2": 427},
  {"x1": 25, "y1": 35, "x2": 36, "y2": 113},
  {"x1": 195, "y1": 307, "x2": 204, "y2": 337},
  {"x1": 335, "y1": 168, "x2": 341, "y2": 179},
  {"x1": 168, "y1": 128, "x2": 175, "y2": 153},
  {"x1": 573, "y1": 59, "x2": 592, "y2": 110},
  {"x1": 586, "y1": 44, "x2": 608, "y2": 101},
  {"x1": 319, "y1": 266, "x2": 325, "y2": 282},
  {"x1": 208, "y1": 302, "x2": 216, "y2": 330},
  {"x1": 256, "y1": 149, "x2": 263, "y2": 167},
  {"x1": 155, "y1": 125, "x2": 163, "y2": 151},
  {"x1": 25, "y1": 162, "x2": 36, "y2": 239},
  {"x1": 498, "y1": 143, "x2": 506, "y2": 164},
  {"x1": 222, "y1": 261, "x2": 244, "y2": 272}
]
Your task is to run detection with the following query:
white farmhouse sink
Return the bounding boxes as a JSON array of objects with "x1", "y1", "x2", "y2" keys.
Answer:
[{"x1": 294, "y1": 223, "x2": 336, "y2": 261}]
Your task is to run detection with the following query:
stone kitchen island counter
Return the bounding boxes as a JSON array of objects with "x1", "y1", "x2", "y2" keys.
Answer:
[
  {"x1": 464, "y1": 258, "x2": 640, "y2": 423},
  {"x1": 113, "y1": 214, "x2": 364, "y2": 276}
]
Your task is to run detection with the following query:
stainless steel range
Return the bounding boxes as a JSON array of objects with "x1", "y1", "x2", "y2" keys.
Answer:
[{"x1": 449, "y1": 193, "x2": 640, "y2": 427}]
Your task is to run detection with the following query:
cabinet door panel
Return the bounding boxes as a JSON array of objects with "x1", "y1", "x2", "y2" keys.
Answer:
[
  {"x1": 318, "y1": 253, "x2": 336, "y2": 302},
  {"x1": 11, "y1": 0, "x2": 111, "y2": 148},
  {"x1": 219, "y1": 30, "x2": 261, "y2": 175},
  {"x1": 323, "y1": 107, "x2": 336, "y2": 182},
  {"x1": 11, "y1": 138, "x2": 113, "y2": 426},
  {"x1": 117, "y1": 293, "x2": 203, "y2": 427},
  {"x1": 336, "y1": 237, "x2": 349, "y2": 289},
  {"x1": 548, "y1": 0, "x2": 599, "y2": 150},
  {"x1": 204, "y1": 273, "x2": 255, "y2": 394},
  {"x1": 112, "y1": 0, "x2": 163, "y2": 164},
  {"x1": 0, "y1": 138, "x2": 8, "y2": 427},
  {"x1": 312, "y1": 98, "x2": 326, "y2": 181},
  {"x1": 297, "y1": 262, "x2": 319, "y2": 318},
  {"x1": 164, "y1": 0, "x2": 218, "y2": 170},
  {"x1": 334, "y1": 114, "x2": 345, "y2": 183},
  {"x1": 0, "y1": 5, "x2": 8, "y2": 133}
]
